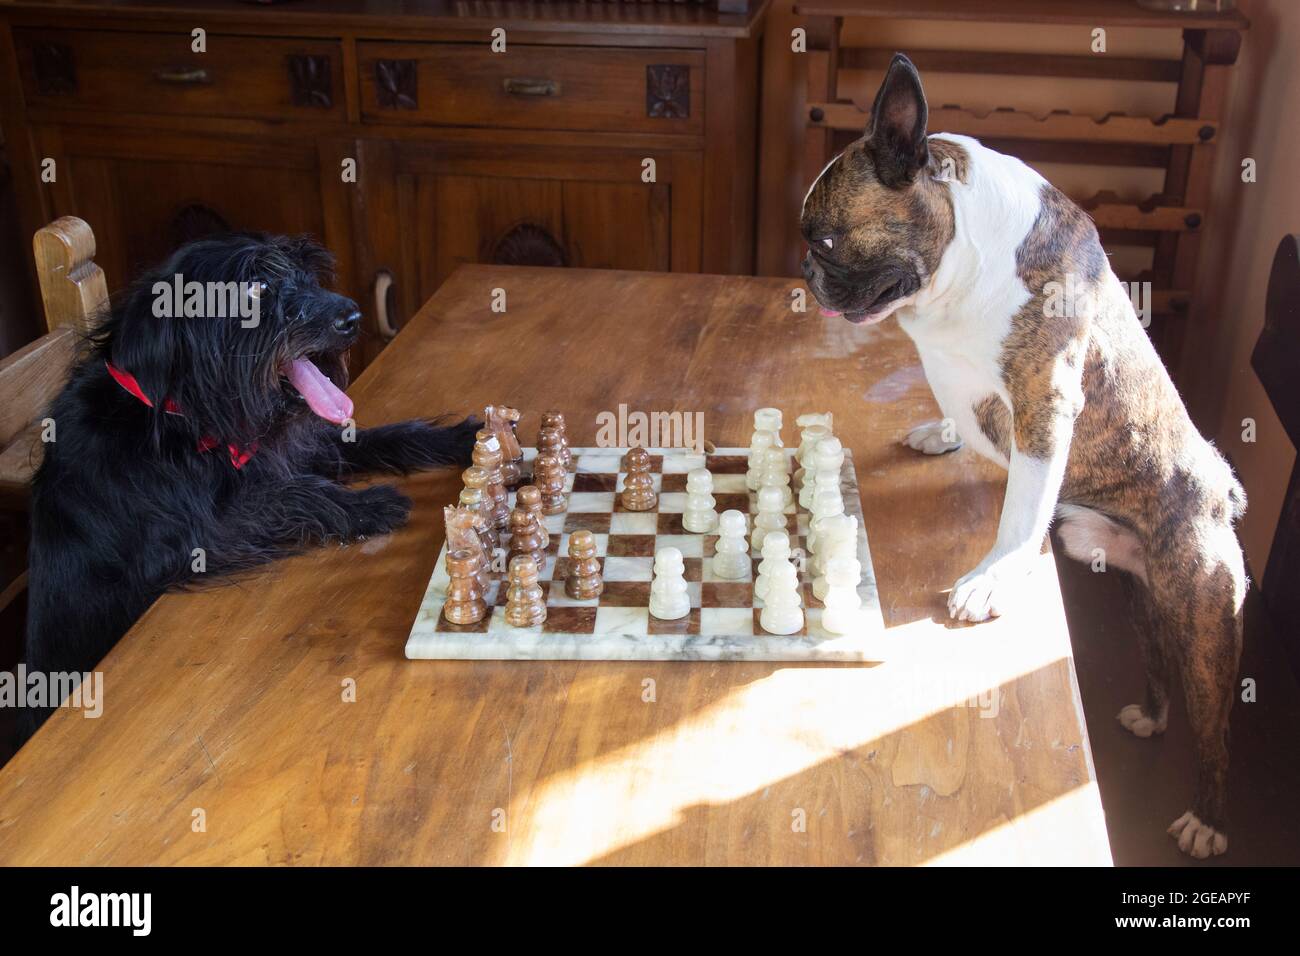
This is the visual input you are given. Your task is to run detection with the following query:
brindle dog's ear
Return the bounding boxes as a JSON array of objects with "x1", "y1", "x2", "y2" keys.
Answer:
[{"x1": 865, "y1": 53, "x2": 929, "y2": 188}]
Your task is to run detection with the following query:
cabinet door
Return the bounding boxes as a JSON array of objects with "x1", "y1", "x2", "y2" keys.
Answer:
[
  {"x1": 355, "y1": 139, "x2": 702, "y2": 333},
  {"x1": 35, "y1": 125, "x2": 348, "y2": 298}
]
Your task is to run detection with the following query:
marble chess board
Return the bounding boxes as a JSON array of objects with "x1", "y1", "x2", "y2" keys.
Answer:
[{"x1": 405, "y1": 447, "x2": 887, "y2": 662}]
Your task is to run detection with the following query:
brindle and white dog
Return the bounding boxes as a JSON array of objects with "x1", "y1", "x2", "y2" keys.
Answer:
[{"x1": 801, "y1": 54, "x2": 1247, "y2": 858}]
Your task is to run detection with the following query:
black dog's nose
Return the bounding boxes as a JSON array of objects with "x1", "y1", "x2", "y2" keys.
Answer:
[{"x1": 334, "y1": 311, "x2": 361, "y2": 335}]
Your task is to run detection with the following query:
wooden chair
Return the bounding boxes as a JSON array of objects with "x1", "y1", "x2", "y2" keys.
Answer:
[{"x1": 0, "y1": 216, "x2": 107, "y2": 507}]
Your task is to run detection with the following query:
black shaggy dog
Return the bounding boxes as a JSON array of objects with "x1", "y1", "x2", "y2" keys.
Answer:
[{"x1": 22, "y1": 233, "x2": 478, "y2": 738}]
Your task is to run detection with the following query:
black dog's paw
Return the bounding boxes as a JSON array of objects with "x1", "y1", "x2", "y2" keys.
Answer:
[
  {"x1": 346, "y1": 485, "x2": 412, "y2": 540},
  {"x1": 439, "y1": 415, "x2": 483, "y2": 468}
]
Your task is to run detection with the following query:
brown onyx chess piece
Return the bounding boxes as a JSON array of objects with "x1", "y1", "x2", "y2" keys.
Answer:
[
  {"x1": 507, "y1": 506, "x2": 547, "y2": 573},
  {"x1": 458, "y1": 467, "x2": 499, "y2": 553},
  {"x1": 486, "y1": 404, "x2": 524, "y2": 487},
  {"x1": 444, "y1": 505, "x2": 492, "y2": 593},
  {"x1": 504, "y1": 555, "x2": 547, "y2": 627},
  {"x1": 472, "y1": 429, "x2": 510, "y2": 530},
  {"x1": 443, "y1": 549, "x2": 488, "y2": 625},
  {"x1": 620, "y1": 446, "x2": 657, "y2": 512},
  {"x1": 537, "y1": 425, "x2": 566, "y2": 475},
  {"x1": 540, "y1": 411, "x2": 573, "y2": 469},
  {"x1": 515, "y1": 485, "x2": 550, "y2": 550},
  {"x1": 532, "y1": 453, "x2": 567, "y2": 514},
  {"x1": 565, "y1": 529, "x2": 604, "y2": 600}
]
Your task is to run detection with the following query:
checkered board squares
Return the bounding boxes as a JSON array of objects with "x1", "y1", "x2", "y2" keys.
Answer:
[{"x1": 405, "y1": 447, "x2": 886, "y2": 662}]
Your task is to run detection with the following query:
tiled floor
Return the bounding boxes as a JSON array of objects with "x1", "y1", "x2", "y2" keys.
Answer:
[{"x1": 1053, "y1": 531, "x2": 1300, "y2": 866}]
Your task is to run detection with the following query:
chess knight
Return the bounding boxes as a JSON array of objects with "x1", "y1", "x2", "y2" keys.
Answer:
[{"x1": 799, "y1": 53, "x2": 1247, "y2": 857}]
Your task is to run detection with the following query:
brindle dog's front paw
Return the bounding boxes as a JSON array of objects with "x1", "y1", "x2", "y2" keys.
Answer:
[
  {"x1": 346, "y1": 485, "x2": 412, "y2": 540},
  {"x1": 903, "y1": 420, "x2": 963, "y2": 455},
  {"x1": 1168, "y1": 810, "x2": 1228, "y2": 859}
]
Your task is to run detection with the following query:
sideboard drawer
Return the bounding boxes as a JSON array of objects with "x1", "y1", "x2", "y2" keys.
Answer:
[
  {"x1": 358, "y1": 42, "x2": 703, "y2": 135},
  {"x1": 14, "y1": 28, "x2": 345, "y2": 121}
]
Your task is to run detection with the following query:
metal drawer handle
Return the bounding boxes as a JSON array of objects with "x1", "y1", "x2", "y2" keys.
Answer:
[
  {"x1": 503, "y1": 77, "x2": 559, "y2": 97},
  {"x1": 154, "y1": 67, "x2": 211, "y2": 85}
]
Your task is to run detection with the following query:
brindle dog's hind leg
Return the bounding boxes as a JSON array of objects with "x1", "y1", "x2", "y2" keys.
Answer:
[
  {"x1": 1147, "y1": 525, "x2": 1245, "y2": 858},
  {"x1": 1116, "y1": 572, "x2": 1171, "y2": 738}
]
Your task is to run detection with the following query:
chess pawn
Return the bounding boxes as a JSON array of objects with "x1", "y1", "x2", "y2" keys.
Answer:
[
  {"x1": 515, "y1": 484, "x2": 550, "y2": 550},
  {"x1": 443, "y1": 549, "x2": 488, "y2": 625},
  {"x1": 682, "y1": 468, "x2": 718, "y2": 533},
  {"x1": 804, "y1": 464, "x2": 843, "y2": 513},
  {"x1": 751, "y1": 485, "x2": 787, "y2": 551},
  {"x1": 565, "y1": 529, "x2": 604, "y2": 600},
  {"x1": 812, "y1": 514, "x2": 857, "y2": 596},
  {"x1": 753, "y1": 530, "x2": 791, "y2": 602},
  {"x1": 649, "y1": 547, "x2": 690, "y2": 620},
  {"x1": 507, "y1": 506, "x2": 547, "y2": 573},
  {"x1": 537, "y1": 425, "x2": 567, "y2": 476},
  {"x1": 711, "y1": 509, "x2": 750, "y2": 580},
  {"x1": 532, "y1": 453, "x2": 568, "y2": 514},
  {"x1": 745, "y1": 429, "x2": 775, "y2": 491},
  {"x1": 620, "y1": 447, "x2": 657, "y2": 512},
  {"x1": 540, "y1": 411, "x2": 573, "y2": 469},
  {"x1": 808, "y1": 486, "x2": 846, "y2": 555},
  {"x1": 811, "y1": 436, "x2": 846, "y2": 496},
  {"x1": 795, "y1": 423, "x2": 831, "y2": 493},
  {"x1": 820, "y1": 557, "x2": 864, "y2": 635},
  {"x1": 754, "y1": 407, "x2": 785, "y2": 447},
  {"x1": 504, "y1": 555, "x2": 547, "y2": 627},
  {"x1": 485, "y1": 404, "x2": 524, "y2": 487},
  {"x1": 759, "y1": 561, "x2": 804, "y2": 635},
  {"x1": 473, "y1": 430, "x2": 511, "y2": 530},
  {"x1": 760, "y1": 446, "x2": 793, "y2": 507},
  {"x1": 458, "y1": 467, "x2": 499, "y2": 552}
]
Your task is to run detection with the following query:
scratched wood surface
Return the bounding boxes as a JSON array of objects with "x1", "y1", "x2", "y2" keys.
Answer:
[{"x1": 0, "y1": 267, "x2": 1110, "y2": 865}]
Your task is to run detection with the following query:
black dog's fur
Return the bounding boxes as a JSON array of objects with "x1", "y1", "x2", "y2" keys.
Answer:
[{"x1": 21, "y1": 234, "x2": 477, "y2": 739}]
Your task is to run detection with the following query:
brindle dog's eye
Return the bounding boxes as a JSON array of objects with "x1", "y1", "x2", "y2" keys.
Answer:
[{"x1": 821, "y1": 237, "x2": 834, "y2": 250}]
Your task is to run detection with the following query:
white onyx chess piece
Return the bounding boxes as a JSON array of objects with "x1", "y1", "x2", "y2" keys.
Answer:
[
  {"x1": 759, "y1": 560, "x2": 804, "y2": 635},
  {"x1": 746, "y1": 429, "x2": 776, "y2": 491},
  {"x1": 711, "y1": 509, "x2": 750, "y2": 579},
  {"x1": 649, "y1": 547, "x2": 690, "y2": 620},
  {"x1": 812, "y1": 514, "x2": 857, "y2": 597},
  {"x1": 795, "y1": 411, "x2": 834, "y2": 433},
  {"x1": 754, "y1": 530, "x2": 791, "y2": 602},
  {"x1": 754, "y1": 407, "x2": 784, "y2": 447},
  {"x1": 682, "y1": 468, "x2": 718, "y2": 533},
  {"x1": 819, "y1": 557, "x2": 863, "y2": 635},
  {"x1": 751, "y1": 485, "x2": 787, "y2": 551},
  {"x1": 760, "y1": 446, "x2": 793, "y2": 507},
  {"x1": 808, "y1": 488, "x2": 845, "y2": 556},
  {"x1": 795, "y1": 423, "x2": 831, "y2": 492}
]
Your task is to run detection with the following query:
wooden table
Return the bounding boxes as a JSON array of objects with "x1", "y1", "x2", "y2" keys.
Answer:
[{"x1": 0, "y1": 267, "x2": 1111, "y2": 865}]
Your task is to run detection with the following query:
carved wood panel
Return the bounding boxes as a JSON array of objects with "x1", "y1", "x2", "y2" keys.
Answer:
[
  {"x1": 287, "y1": 54, "x2": 333, "y2": 109},
  {"x1": 375, "y1": 59, "x2": 418, "y2": 110},
  {"x1": 646, "y1": 64, "x2": 689, "y2": 119},
  {"x1": 33, "y1": 42, "x2": 76, "y2": 95}
]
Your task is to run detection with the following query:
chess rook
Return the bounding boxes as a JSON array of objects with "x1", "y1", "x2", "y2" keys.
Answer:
[
  {"x1": 442, "y1": 549, "x2": 488, "y2": 625},
  {"x1": 649, "y1": 547, "x2": 690, "y2": 620},
  {"x1": 754, "y1": 407, "x2": 784, "y2": 447},
  {"x1": 565, "y1": 529, "x2": 604, "y2": 600},
  {"x1": 711, "y1": 509, "x2": 750, "y2": 580},
  {"x1": 682, "y1": 468, "x2": 718, "y2": 533}
]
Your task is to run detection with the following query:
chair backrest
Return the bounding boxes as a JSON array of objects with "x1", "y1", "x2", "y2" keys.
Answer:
[
  {"x1": 0, "y1": 217, "x2": 103, "y2": 501},
  {"x1": 33, "y1": 216, "x2": 108, "y2": 335}
]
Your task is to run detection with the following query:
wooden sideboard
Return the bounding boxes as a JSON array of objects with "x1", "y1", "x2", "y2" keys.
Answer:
[{"x1": 0, "y1": 1, "x2": 768, "y2": 364}]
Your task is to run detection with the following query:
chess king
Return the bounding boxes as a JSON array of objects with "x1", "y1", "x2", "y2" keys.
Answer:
[{"x1": 799, "y1": 53, "x2": 1247, "y2": 858}]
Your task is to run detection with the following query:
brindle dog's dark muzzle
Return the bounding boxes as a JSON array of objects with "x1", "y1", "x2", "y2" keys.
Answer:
[{"x1": 802, "y1": 251, "x2": 918, "y2": 324}]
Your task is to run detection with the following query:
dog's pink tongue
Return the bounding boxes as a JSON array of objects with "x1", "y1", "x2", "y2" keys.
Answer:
[
  {"x1": 283, "y1": 357, "x2": 353, "y2": 424},
  {"x1": 819, "y1": 307, "x2": 842, "y2": 317}
]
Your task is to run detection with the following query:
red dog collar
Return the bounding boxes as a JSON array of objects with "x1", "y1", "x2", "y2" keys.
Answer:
[{"x1": 106, "y1": 361, "x2": 258, "y2": 469}]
